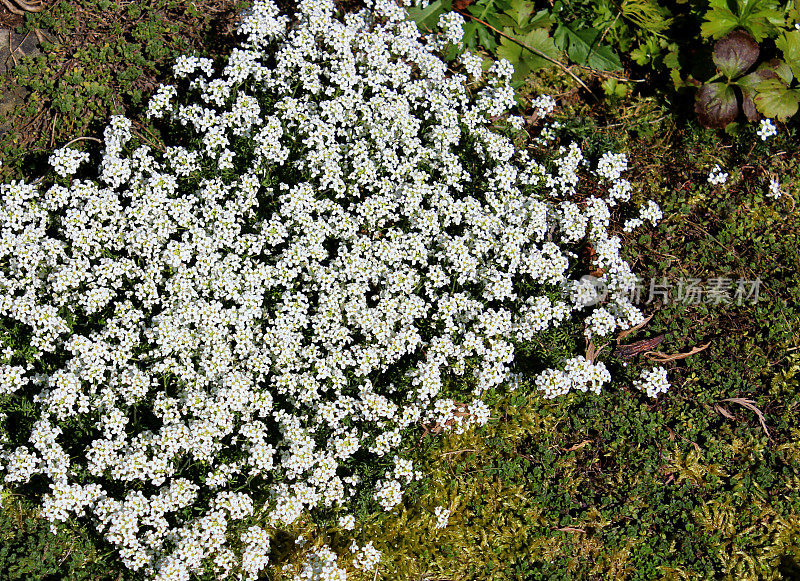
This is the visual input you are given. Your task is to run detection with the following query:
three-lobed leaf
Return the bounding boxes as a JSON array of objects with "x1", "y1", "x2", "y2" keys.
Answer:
[
  {"x1": 701, "y1": 0, "x2": 782, "y2": 41},
  {"x1": 553, "y1": 24, "x2": 622, "y2": 71},
  {"x1": 775, "y1": 30, "x2": 800, "y2": 80}
]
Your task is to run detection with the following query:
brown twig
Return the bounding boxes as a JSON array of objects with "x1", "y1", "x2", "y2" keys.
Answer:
[
  {"x1": 62, "y1": 136, "x2": 103, "y2": 147},
  {"x1": 1, "y1": 0, "x2": 44, "y2": 15}
]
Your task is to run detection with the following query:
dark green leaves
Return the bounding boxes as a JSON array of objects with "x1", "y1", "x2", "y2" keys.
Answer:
[
  {"x1": 701, "y1": 0, "x2": 782, "y2": 41},
  {"x1": 775, "y1": 29, "x2": 800, "y2": 80},
  {"x1": 496, "y1": 28, "x2": 559, "y2": 82},
  {"x1": 553, "y1": 24, "x2": 622, "y2": 71},
  {"x1": 406, "y1": 0, "x2": 452, "y2": 32}
]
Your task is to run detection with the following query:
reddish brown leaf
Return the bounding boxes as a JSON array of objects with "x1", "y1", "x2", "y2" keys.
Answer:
[
  {"x1": 614, "y1": 334, "x2": 665, "y2": 360},
  {"x1": 453, "y1": 0, "x2": 475, "y2": 9}
]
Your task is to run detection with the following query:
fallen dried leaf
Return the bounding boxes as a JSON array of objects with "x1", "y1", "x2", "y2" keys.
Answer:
[
  {"x1": 720, "y1": 397, "x2": 771, "y2": 438},
  {"x1": 563, "y1": 439, "x2": 592, "y2": 452},
  {"x1": 555, "y1": 526, "x2": 586, "y2": 533},
  {"x1": 644, "y1": 342, "x2": 711, "y2": 362},
  {"x1": 616, "y1": 314, "x2": 654, "y2": 340},
  {"x1": 585, "y1": 339, "x2": 607, "y2": 364},
  {"x1": 614, "y1": 334, "x2": 665, "y2": 360},
  {"x1": 713, "y1": 404, "x2": 735, "y2": 420}
]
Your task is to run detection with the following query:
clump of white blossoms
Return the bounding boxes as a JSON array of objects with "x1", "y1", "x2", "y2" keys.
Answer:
[
  {"x1": 633, "y1": 366, "x2": 670, "y2": 398},
  {"x1": 0, "y1": 0, "x2": 664, "y2": 578},
  {"x1": 434, "y1": 506, "x2": 451, "y2": 529},
  {"x1": 756, "y1": 118, "x2": 777, "y2": 141},
  {"x1": 48, "y1": 146, "x2": 90, "y2": 178},
  {"x1": 708, "y1": 164, "x2": 728, "y2": 185},
  {"x1": 767, "y1": 176, "x2": 784, "y2": 200}
]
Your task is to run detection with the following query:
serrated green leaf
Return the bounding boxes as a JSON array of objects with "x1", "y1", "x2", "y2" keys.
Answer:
[
  {"x1": 759, "y1": 58, "x2": 794, "y2": 84},
  {"x1": 701, "y1": 0, "x2": 781, "y2": 41},
  {"x1": 506, "y1": 0, "x2": 534, "y2": 27},
  {"x1": 754, "y1": 83, "x2": 800, "y2": 121},
  {"x1": 476, "y1": 23, "x2": 498, "y2": 51},
  {"x1": 701, "y1": 5, "x2": 739, "y2": 39},
  {"x1": 497, "y1": 36, "x2": 523, "y2": 64},
  {"x1": 554, "y1": 25, "x2": 621, "y2": 71},
  {"x1": 775, "y1": 30, "x2": 800, "y2": 80},
  {"x1": 486, "y1": 13, "x2": 518, "y2": 29},
  {"x1": 406, "y1": 0, "x2": 445, "y2": 32}
]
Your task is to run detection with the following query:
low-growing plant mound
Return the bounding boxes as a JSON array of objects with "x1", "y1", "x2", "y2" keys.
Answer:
[{"x1": 0, "y1": 0, "x2": 667, "y2": 578}]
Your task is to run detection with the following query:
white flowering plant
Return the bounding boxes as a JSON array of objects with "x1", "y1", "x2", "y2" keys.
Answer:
[{"x1": 0, "y1": 0, "x2": 667, "y2": 578}]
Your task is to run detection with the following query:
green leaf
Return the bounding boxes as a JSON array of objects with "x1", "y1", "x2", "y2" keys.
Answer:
[
  {"x1": 759, "y1": 58, "x2": 794, "y2": 84},
  {"x1": 553, "y1": 24, "x2": 622, "y2": 71},
  {"x1": 701, "y1": 0, "x2": 781, "y2": 41},
  {"x1": 695, "y1": 82, "x2": 739, "y2": 127},
  {"x1": 497, "y1": 28, "x2": 558, "y2": 81},
  {"x1": 497, "y1": 35, "x2": 523, "y2": 64},
  {"x1": 775, "y1": 30, "x2": 800, "y2": 80},
  {"x1": 506, "y1": 0, "x2": 534, "y2": 27},
  {"x1": 406, "y1": 0, "x2": 445, "y2": 32},
  {"x1": 476, "y1": 23, "x2": 498, "y2": 51},
  {"x1": 701, "y1": 2, "x2": 739, "y2": 39},
  {"x1": 754, "y1": 82, "x2": 800, "y2": 121}
]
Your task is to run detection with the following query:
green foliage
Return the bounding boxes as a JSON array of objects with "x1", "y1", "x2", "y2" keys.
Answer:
[
  {"x1": 0, "y1": 0, "x2": 248, "y2": 182},
  {"x1": 0, "y1": 493, "x2": 124, "y2": 580},
  {"x1": 701, "y1": 0, "x2": 784, "y2": 41}
]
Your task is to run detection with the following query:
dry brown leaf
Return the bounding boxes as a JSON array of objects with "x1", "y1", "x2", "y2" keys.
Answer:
[
  {"x1": 614, "y1": 334, "x2": 665, "y2": 360},
  {"x1": 713, "y1": 404, "x2": 735, "y2": 420},
  {"x1": 453, "y1": 0, "x2": 475, "y2": 9},
  {"x1": 585, "y1": 339, "x2": 607, "y2": 364},
  {"x1": 721, "y1": 398, "x2": 771, "y2": 438},
  {"x1": 555, "y1": 526, "x2": 586, "y2": 533},
  {"x1": 644, "y1": 342, "x2": 711, "y2": 362},
  {"x1": 616, "y1": 314, "x2": 654, "y2": 340},
  {"x1": 564, "y1": 439, "x2": 592, "y2": 452}
]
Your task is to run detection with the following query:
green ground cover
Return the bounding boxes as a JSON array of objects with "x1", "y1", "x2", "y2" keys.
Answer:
[{"x1": 0, "y1": 0, "x2": 798, "y2": 579}]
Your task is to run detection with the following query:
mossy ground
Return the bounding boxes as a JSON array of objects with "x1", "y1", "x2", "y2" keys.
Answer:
[{"x1": 1, "y1": 2, "x2": 799, "y2": 580}]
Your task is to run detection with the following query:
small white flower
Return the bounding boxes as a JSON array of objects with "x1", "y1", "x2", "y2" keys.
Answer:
[
  {"x1": 767, "y1": 176, "x2": 783, "y2": 200},
  {"x1": 756, "y1": 118, "x2": 777, "y2": 141},
  {"x1": 707, "y1": 164, "x2": 728, "y2": 185},
  {"x1": 434, "y1": 506, "x2": 451, "y2": 529},
  {"x1": 634, "y1": 366, "x2": 670, "y2": 398},
  {"x1": 338, "y1": 514, "x2": 355, "y2": 530},
  {"x1": 48, "y1": 147, "x2": 90, "y2": 178}
]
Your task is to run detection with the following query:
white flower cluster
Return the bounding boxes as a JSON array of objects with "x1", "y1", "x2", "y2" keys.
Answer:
[
  {"x1": 535, "y1": 356, "x2": 612, "y2": 399},
  {"x1": 350, "y1": 541, "x2": 381, "y2": 571},
  {"x1": 293, "y1": 545, "x2": 347, "y2": 581},
  {"x1": 707, "y1": 164, "x2": 728, "y2": 185},
  {"x1": 434, "y1": 506, "x2": 451, "y2": 529},
  {"x1": 767, "y1": 176, "x2": 784, "y2": 200},
  {"x1": 338, "y1": 514, "x2": 356, "y2": 530},
  {"x1": 623, "y1": 200, "x2": 663, "y2": 232},
  {"x1": 756, "y1": 118, "x2": 777, "y2": 141},
  {"x1": 48, "y1": 146, "x2": 90, "y2": 178},
  {"x1": 633, "y1": 366, "x2": 670, "y2": 398},
  {"x1": 0, "y1": 0, "x2": 659, "y2": 578}
]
